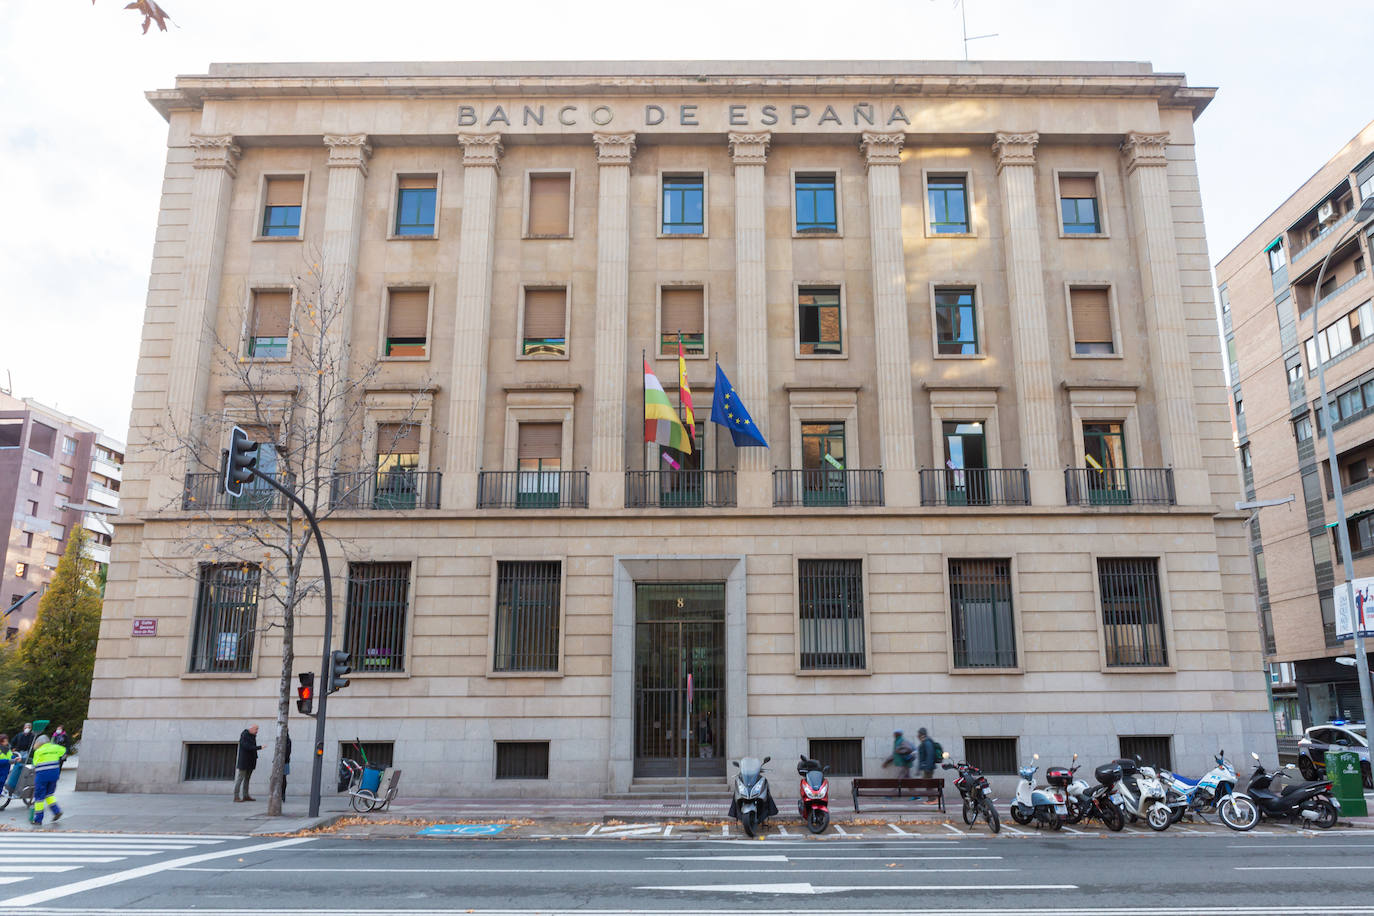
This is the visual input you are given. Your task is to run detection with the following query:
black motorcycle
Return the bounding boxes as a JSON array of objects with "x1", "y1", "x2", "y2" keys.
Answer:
[
  {"x1": 942, "y1": 756, "x2": 1000, "y2": 833},
  {"x1": 1229, "y1": 751, "x2": 1339, "y2": 831}
]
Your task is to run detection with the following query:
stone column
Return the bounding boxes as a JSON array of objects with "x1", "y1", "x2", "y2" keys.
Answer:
[
  {"x1": 861, "y1": 132, "x2": 918, "y2": 505},
  {"x1": 993, "y1": 132, "x2": 1063, "y2": 505},
  {"x1": 319, "y1": 135, "x2": 371, "y2": 479},
  {"x1": 444, "y1": 134, "x2": 503, "y2": 509},
  {"x1": 158, "y1": 134, "x2": 240, "y2": 509},
  {"x1": 729, "y1": 131, "x2": 772, "y2": 507},
  {"x1": 589, "y1": 132, "x2": 636, "y2": 510},
  {"x1": 1121, "y1": 131, "x2": 1208, "y2": 505}
]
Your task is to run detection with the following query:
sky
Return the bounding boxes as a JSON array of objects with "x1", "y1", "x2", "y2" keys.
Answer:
[{"x1": 1, "y1": 0, "x2": 1371, "y2": 439}]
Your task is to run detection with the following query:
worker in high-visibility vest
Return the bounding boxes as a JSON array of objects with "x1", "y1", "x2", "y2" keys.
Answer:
[
  {"x1": 0, "y1": 735, "x2": 12, "y2": 796},
  {"x1": 28, "y1": 735, "x2": 66, "y2": 826}
]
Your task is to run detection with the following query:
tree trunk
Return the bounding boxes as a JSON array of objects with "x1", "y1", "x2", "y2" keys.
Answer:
[{"x1": 265, "y1": 574, "x2": 297, "y2": 816}]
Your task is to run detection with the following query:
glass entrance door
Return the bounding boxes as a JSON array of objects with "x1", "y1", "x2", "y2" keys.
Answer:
[
  {"x1": 801, "y1": 422, "x2": 847, "y2": 507},
  {"x1": 942, "y1": 421, "x2": 988, "y2": 506},
  {"x1": 1083, "y1": 422, "x2": 1129, "y2": 505},
  {"x1": 633, "y1": 582, "x2": 725, "y2": 777}
]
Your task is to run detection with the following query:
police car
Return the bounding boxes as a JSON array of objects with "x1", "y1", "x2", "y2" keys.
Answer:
[{"x1": 1297, "y1": 721, "x2": 1371, "y2": 787}]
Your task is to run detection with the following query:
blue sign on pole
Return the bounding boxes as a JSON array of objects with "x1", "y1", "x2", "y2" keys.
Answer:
[{"x1": 417, "y1": 823, "x2": 510, "y2": 836}]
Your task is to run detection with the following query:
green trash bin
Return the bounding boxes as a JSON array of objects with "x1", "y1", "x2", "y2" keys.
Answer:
[{"x1": 1325, "y1": 749, "x2": 1367, "y2": 818}]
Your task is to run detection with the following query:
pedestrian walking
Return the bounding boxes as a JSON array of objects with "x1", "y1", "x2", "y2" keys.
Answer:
[
  {"x1": 11, "y1": 724, "x2": 34, "y2": 755},
  {"x1": 884, "y1": 729, "x2": 916, "y2": 779},
  {"x1": 915, "y1": 727, "x2": 943, "y2": 802},
  {"x1": 28, "y1": 735, "x2": 66, "y2": 825},
  {"x1": 0, "y1": 735, "x2": 12, "y2": 799},
  {"x1": 233, "y1": 724, "x2": 261, "y2": 803},
  {"x1": 51, "y1": 726, "x2": 68, "y2": 772},
  {"x1": 278, "y1": 731, "x2": 292, "y2": 802}
]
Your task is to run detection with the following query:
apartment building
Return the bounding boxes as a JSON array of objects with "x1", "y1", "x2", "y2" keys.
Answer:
[
  {"x1": 0, "y1": 392, "x2": 124, "y2": 633},
  {"x1": 1217, "y1": 119, "x2": 1374, "y2": 734},
  {"x1": 80, "y1": 61, "x2": 1272, "y2": 796}
]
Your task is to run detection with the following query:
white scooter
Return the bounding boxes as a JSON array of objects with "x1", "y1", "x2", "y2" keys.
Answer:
[
  {"x1": 1107, "y1": 756, "x2": 1172, "y2": 831},
  {"x1": 1009, "y1": 753, "x2": 1068, "y2": 830}
]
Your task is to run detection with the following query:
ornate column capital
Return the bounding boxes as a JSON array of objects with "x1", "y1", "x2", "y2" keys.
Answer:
[
  {"x1": 189, "y1": 134, "x2": 241, "y2": 176},
  {"x1": 992, "y1": 131, "x2": 1039, "y2": 173},
  {"x1": 324, "y1": 134, "x2": 372, "y2": 175},
  {"x1": 860, "y1": 131, "x2": 905, "y2": 169},
  {"x1": 1121, "y1": 131, "x2": 1170, "y2": 174},
  {"x1": 593, "y1": 132, "x2": 637, "y2": 166},
  {"x1": 728, "y1": 131, "x2": 771, "y2": 167},
  {"x1": 459, "y1": 133, "x2": 504, "y2": 169}
]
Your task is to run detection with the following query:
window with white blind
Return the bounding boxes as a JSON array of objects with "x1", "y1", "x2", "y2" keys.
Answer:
[
  {"x1": 522, "y1": 288, "x2": 567, "y2": 356},
  {"x1": 526, "y1": 172, "x2": 572, "y2": 238},
  {"x1": 517, "y1": 422, "x2": 562, "y2": 508},
  {"x1": 247, "y1": 291, "x2": 291, "y2": 358},
  {"x1": 384, "y1": 289, "x2": 429, "y2": 357},
  {"x1": 659, "y1": 287, "x2": 704, "y2": 356},
  {"x1": 1059, "y1": 174, "x2": 1102, "y2": 235},
  {"x1": 1069, "y1": 286, "x2": 1115, "y2": 355}
]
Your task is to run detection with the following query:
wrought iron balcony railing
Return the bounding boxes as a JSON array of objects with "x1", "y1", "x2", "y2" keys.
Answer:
[
  {"x1": 919, "y1": 468, "x2": 1030, "y2": 507},
  {"x1": 625, "y1": 469, "x2": 737, "y2": 508},
  {"x1": 182, "y1": 472, "x2": 293, "y2": 511},
  {"x1": 772, "y1": 468, "x2": 884, "y2": 508},
  {"x1": 1064, "y1": 467, "x2": 1175, "y2": 507},
  {"x1": 477, "y1": 470, "x2": 589, "y2": 509},
  {"x1": 330, "y1": 469, "x2": 442, "y2": 511}
]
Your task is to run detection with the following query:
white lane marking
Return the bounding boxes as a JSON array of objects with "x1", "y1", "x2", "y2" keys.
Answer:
[
  {"x1": 0, "y1": 879, "x2": 31, "y2": 886},
  {"x1": 0, "y1": 836, "x2": 313, "y2": 909},
  {"x1": 1174, "y1": 827, "x2": 1202, "y2": 835},
  {"x1": 1060, "y1": 827, "x2": 1087, "y2": 835},
  {"x1": 1229, "y1": 843, "x2": 1374, "y2": 848},
  {"x1": 0, "y1": 844, "x2": 198, "y2": 852},
  {"x1": 832, "y1": 825, "x2": 849, "y2": 836},
  {"x1": 786, "y1": 856, "x2": 1003, "y2": 861},
  {"x1": 887, "y1": 824, "x2": 908, "y2": 835},
  {"x1": 0, "y1": 858, "x2": 125, "y2": 864},
  {"x1": 663, "y1": 825, "x2": 672, "y2": 837},
  {"x1": 776, "y1": 826, "x2": 790, "y2": 837},
  {"x1": 999, "y1": 825, "x2": 1028, "y2": 836},
  {"x1": 174, "y1": 866, "x2": 1021, "y2": 875},
  {"x1": 942, "y1": 824, "x2": 966, "y2": 835},
  {"x1": 0, "y1": 866, "x2": 81, "y2": 873},
  {"x1": 1236, "y1": 865, "x2": 1374, "y2": 871},
  {"x1": 636, "y1": 882, "x2": 1074, "y2": 895},
  {"x1": 720, "y1": 825, "x2": 728, "y2": 836},
  {"x1": 0, "y1": 833, "x2": 237, "y2": 841},
  {"x1": 583, "y1": 826, "x2": 598, "y2": 837},
  {"x1": 649, "y1": 855, "x2": 788, "y2": 862}
]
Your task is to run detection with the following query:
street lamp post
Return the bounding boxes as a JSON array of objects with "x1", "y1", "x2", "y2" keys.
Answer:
[{"x1": 1311, "y1": 195, "x2": 1374, "y2": 734}]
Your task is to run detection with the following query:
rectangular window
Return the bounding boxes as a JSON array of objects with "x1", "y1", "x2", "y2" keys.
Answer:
[
  {"x1": 261, "y1": 177, "x2": 304, "y2": 237},
  {"x1": 798, "y1": 558, "x2": 865, "y2": 670},
  {"x1": 934, "y1": 287, "x2": 979, "y2": 355},
  {"x1": 28, "y1": 422, "x2": 55, "y2": 457},
  {"x1": 384, "y1": 289, "x2": 429, "y2": 357},
  {"x1": 1119, "y1": 735, "x2": 1173, "y2": 770},
  {"x1": 1235, "y1": 396, "x2": 1244, "y2": 417},
  {"x1": 25, "y1": 499, "x2": 38, "y2": 516},
  {"x1": 495, "y1": 741, "x2": 550, "y2": 779},
  {"x1": 1226, "y1": 337, "x2": 1237, "y2": 365},
  {"x1": 516, "y1": 423, "x2": 562, "y2": 508},
  {"x1": 1082, "y1": 422, "x2": 1130, "y2": 503},
  {"x1": 248, "y1": 291, "x2": 291, "y2": 358},
  {"x1": 1312, "y1": 531, "x2": 1334, "y2": 569},
  {"x1": 522, "y1": 288, "x2": 567, "y2": 356},
  {"x1": 798, "y1": 287, "x2": 842, "y2": 355},
  {"x1": 394, "y1": 175, "x2": 437, "y2": 236},
  {"x1": 1267, "y1": 239, "x2": 1286, "y2": 273},
  {"x1": 1070, "y1": 287, "x2": 1114, "y2": 354},
  {"x1": 795, "y1": 174, "x2": 838, "y2": 233},
  {"x1": 189, "y1": 564, "x2": 260, "y2": 673},
  {"x1": 51, "y1": 524, "x2": 64, "y2": 542},
  {"x1": 1307, "y1": 301, "x2": 1374, "y2": 368},
  {"x1": 1240, "y1": 444, "x2": 1251, "y2": 468},
  {"x1": 0, "y1": 420, "x2": 20, "y2": 449},
  {"x1": 662, "y1": 174, "x2": 704, "y2": 234},
  {"x1": 29, "y1": 469, "x2": 41, "y2": 486},
  {"x1": 1098, "y1": 558, "x2": 1168, "y2": 667},
  {"x1": 964, "y1": 737, "x2": 1018, "y2": 775},
  {"x1": 1220, "y1": 287, "x2": 1230, "y2": 315},
  {"x1": 62, "y1": 436, "x2": 77, "y2": 455},
  {"x1": 800, "y1": 422, "x2": 847, "y2": 507},
  {"x1": 59, "y1": 465, "x2": 73, "y2": 485},
  {"x1": 182, "y1": 743, "x2": 237, "y2": 781},
  {"x1": 340, "y1": 741, "x2": 395, "y2": 769},
  {"x1": 344, "y1": 562, "x2": 410, "y2": 673},
  {"x1": 527, "y1": 173, "x2": 571, "y2": 237},
  {"x1": 808, "y1": 738, "x2": 863, "y2": 777},
  {"x1": 14, "y1": 563, "x2": 26, "y2": 579},
  {"x1": 949, "y1": 559, "x2": 1017, "y2": 668},
  {"x1": 660, "y1": 287, "x2": 704, "y2": 356},
  {"x1": 1302, "y1": 469, "x2": 1322, "y2": 504},
  {"x1": 927, "y1": 175, "x2": 969, "y2": 234},
  {"x1": 1295, "y1": 415, "x2": 1314, "y2": 442},
  {"x1": 23, "y1": 533, "x2": 33, "y2": 549},
  {"x1": 1059, "y1": 175, "x2": 1101, "y2": 234},
  {"x1": 1287, "y1": 356, "x2": 1304, "y2": 384},
  {"x1": 494, "y1": 561, "x2": 561, "y2": 672},
  {"x1": 375, "y1": 423, "x2": 421, "y2": 510}
]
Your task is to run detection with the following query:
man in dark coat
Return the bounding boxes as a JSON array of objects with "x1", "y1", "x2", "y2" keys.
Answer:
[{"x1": 234, "y1": 725, "x2": 260, "y2": 802}]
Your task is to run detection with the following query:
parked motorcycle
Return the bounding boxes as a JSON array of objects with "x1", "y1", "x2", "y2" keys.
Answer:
[
  {"x1": 1158, "y1": 750, "x2": 1241, "y2": 824},
  {"x1": 1009, "y1": 754, "x2": 1067, "y2": 830},
  {"x1": 1226, "y1": 751, "x2": 1339, "y2": 831},
  {"x1": 1063, "y1": 754, "x2": 1125, "y2": 831},
  {"x1": 796, "y1": 755, "x2": 831, "y2": 834},
  {"x1": 942, "y1": 752, "x2": 1001, "y2": 833},
  {"x1": 1105, "y1": 756, "x2": 1172, "y2": 831},
  {"x1": 729, "y1": 756, "x2": 778, "y2": 837}
]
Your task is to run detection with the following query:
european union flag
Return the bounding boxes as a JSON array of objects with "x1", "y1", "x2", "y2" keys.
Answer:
[{"x1": 711, "y1": 364, "x2": 769, "y2": 448}]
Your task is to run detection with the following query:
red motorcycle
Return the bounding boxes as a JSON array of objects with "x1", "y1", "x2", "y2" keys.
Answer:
[{"x1": 796, "y1": 755, "x2": 831, "y2": 834}]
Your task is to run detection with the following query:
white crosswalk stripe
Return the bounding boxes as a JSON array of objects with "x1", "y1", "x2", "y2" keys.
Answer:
[{"x1": 0, "y1": 834, "x2": 228, "y2": 886}]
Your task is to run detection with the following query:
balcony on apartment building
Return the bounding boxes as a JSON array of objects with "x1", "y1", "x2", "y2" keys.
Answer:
[
  {"x1": 919, "y1": 467, "x2": 1031, "y2": 507},
  {"x1": 91, "y1": 452, "x2": 123, "y2": 482},
  {"x1": 1288, "y1": 184, "x2": 1357, "y2": 266},
  {"x1": 1064, "y1": 467, "x2": 1176, "y2": 507},
  {"x1": 1294, "y1": 236, "x2": 1367, "y2": 320},
  {"x1": 86, "y1": 480, "x2": 120, "y2": 508},
  {"x1": 182, "y1": 471, "x2": 295, "y2": 511},
  {"x1": 772, "y1": 468, "x2": 885, "y2": 508},
  {"x1": 625, "y1": 469, "x2": 737, "y2": 508},
  {"x1": 331, "y1": 469, "x2": 442, "y2": 511},
  {"x1": 476, "y1": 469, "x2": 588, "y2": 509}
]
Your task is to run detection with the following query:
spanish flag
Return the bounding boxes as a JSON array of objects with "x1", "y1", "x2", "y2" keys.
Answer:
[
  {"x1": 645, "y1": 360, "x2": 692, "y2": 454},
  {"x1": 678, "y1": 333, "x2": 696, "y2": 441}
]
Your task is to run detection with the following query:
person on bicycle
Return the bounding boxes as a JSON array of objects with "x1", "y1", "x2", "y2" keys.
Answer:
[{"x1": 28, "y1": 735, "x2": 66, "y2": 826}]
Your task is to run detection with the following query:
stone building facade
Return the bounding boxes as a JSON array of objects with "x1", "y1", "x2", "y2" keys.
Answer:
[{"x1": 81, "y1": 61, "x2": 1273, "y2": 796}]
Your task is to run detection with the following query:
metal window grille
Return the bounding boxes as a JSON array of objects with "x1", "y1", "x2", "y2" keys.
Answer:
[
  {"x1": 809, "y1": 738, "x2": 863, "y2": 777},
  {"x1": 964, "y1": 737, "x2": 1018, "y2": 775},
  {"x1": 189, "y1": 564, "x2": 260, "y2": 673},
  {"x1": 339, "y1": 741, "x2": 395, "y2": 769},
  {"x1": 344, "y1": 562, "x2": 410, "y2": 673},
  {"x1": 183, "y1": 743, "x2": 237, "y2": 781},
  {"x1": 949, "y1": 559, "x2": 1017, "y2": 668},
  {"x1": 495, "y1": 741, "x2": 550, "y2": 779},
  {"x1": 494, "y1": 561, "x2": 561, "y2": 672},
  {"x1": 1118, "y1": 735, "x2": 1172, "y2": 771},
  {"x1": 1097, "y1": 558, "x2": 1168, "y2": 667},
  {"x1": 798, "y1": 559, "x2": 865, "y2": 670}
]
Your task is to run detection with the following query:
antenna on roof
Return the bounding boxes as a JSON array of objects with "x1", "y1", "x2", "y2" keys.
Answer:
[{"x1": 956, "y1": 0, "x2": 998, "y2": 61}]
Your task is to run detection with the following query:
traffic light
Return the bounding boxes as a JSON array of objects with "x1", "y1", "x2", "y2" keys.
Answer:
[
  {"x1": 329, "y1": 649, "x2": 352, "y2": 694},
  {"x1": 296, "y1": 671, "x2": 315, "y2": 715},
  {"x1": 224, "y1": 425, "x2": 258, "y2": 498}
]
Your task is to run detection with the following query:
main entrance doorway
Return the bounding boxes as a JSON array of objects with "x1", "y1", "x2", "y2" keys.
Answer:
[{"x1": 634, "y1": 582, "x2": 726, "y2": 777}]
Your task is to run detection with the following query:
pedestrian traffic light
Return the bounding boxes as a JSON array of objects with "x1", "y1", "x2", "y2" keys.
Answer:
[
  {"x1": 329, "y1": 649, "x2": 351, "y2": 694},
  {"x1": 296, "y1": 672, "x2": 315, "y2": 715},
  {"x1": 224, "y1": 425, "x2": 258, "y2": 498}
]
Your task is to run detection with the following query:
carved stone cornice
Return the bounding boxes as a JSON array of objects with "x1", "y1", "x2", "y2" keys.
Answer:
[
  {"x1": 991, "y1": 131, "x2": 1039, "y2": 172},
  {"x1": 728, "y1": 131, "x2": 771, "y2": 167},
  {"x1": 458, "y1": 133, "x2": 503, "y2": 169},
  {"x1": 1121, "y1": 131, "x2": 1170, "y2": 174},
  {"x1": 860, "y1": 131, "x2": 905, "y2": 168},
  {"x1": 324, "y1": 134, "x2": 372, "y2": 175},
  {"x1": 189, "y1": 134, "x2": 241, "y2": 176},
  {"x1": 593, "y1": 132, "x2": 637, "y2": 165}
]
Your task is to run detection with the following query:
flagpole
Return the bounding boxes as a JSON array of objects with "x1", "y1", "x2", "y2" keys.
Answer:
[
  {"x1": 642, "y1": 348, "x2": 647, "y2": 472},
  {"x1": 713, "y1": 352, "x2": 721, "y2": 473}
]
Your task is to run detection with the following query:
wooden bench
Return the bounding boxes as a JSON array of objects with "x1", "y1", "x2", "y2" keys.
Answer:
[{"x1": 851, "y1": 777, "x2": 945, "y2": 813}]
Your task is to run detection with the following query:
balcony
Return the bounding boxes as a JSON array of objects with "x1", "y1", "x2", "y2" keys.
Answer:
[
  {"x1": 477, "y1": 470, "x2": 588, "y2": 509},
  {"x1": 86, "y1": 483, "x2": 120, "y2": 508},
  {"x1": 182, "y1": 472, "x2": 293, "y2": 511},
  {"x1": 626, "y1": 470, "x2": 736, "y2": 508},
  {"x1": 90, "y1": 454, "x2": 123, "y2": 481},
  {"x1": 1292, "y1": 207, "x2": 1353, "y2": 263},
  {"x1": 772, "y1": 468, "x2": 884, "y2": 508},
  {"x1": 331, "y1": 470, "x2": 442, "y2": 511},
  {"x1": 1064, "y1": 467, "x2": 1176, "y2": 507},
  {"x1": 919, "y1": 468, "x2": 1030, "y2": 507}
]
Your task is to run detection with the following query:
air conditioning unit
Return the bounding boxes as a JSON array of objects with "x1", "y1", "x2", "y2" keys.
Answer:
[{"x1": 1318, "y1": 201, "x2": 1335, "y2": 222}]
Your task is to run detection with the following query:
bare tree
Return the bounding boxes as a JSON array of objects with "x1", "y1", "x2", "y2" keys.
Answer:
[{"x1": 145, "y1": 259, "x2": 433, "y2": 815}]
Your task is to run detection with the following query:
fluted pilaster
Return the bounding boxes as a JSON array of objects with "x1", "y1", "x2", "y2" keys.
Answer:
[{"x1": 729, "y1": 132, "x2": 772, "y2": 505}]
